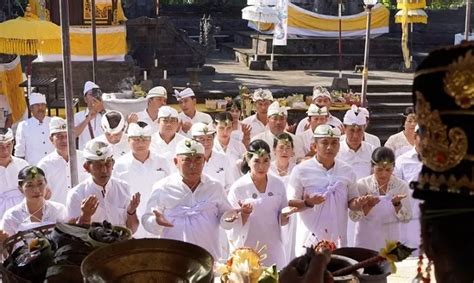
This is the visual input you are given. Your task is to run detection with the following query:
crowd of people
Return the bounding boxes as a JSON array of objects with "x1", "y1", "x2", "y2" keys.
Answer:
[{"x1": 0, "y1": 78, "x2": 424, "y2": 269}]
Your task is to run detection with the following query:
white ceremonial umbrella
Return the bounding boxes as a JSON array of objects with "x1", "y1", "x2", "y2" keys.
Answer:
[{"x1": 242, "y1": 5, "x2": 278, "y2": 61}]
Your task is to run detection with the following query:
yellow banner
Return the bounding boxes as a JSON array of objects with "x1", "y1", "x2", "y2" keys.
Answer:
[
  {"x1": 254, "y1": 3, "x2": 389, "y2": 36},
  {"x1": 0, "y1": 57, "x2": 26, "y2": 123},
  {"x1": 42, "y1": 26, "x2": 127, "y2": 58}
]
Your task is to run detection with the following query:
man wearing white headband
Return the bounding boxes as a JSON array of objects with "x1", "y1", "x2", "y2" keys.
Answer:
[
  {"x1": 0, "y1": 94, "x2": 12, "y2": 128},
  {"x1": 14, "y1": 92, "x2": 54, "y2": 165},
  {"x1": 92, "y1": 110, "x2": 130, "y2": 158},
  {"x1": 191, "y1": 122, "x2": 236, "y2": 192},
  {"x1": 37, "y1": 117, "x2": 88, "y2": 204},
  {"x1": 252, "y1": 101, "x2": 305, "y2": 160},
  {"x1": 340, "y1": 106, "x2": 381, "y2": 148},
  {"x1": 66, "y1": 140, "x2": 140, "y2": 234},
  {"x1": 297, "y1": 104, "x2": 330, "y2": 154},
  {"x1": 295, "y1": 86, "x2": 343, "y2": 135},
  {"x1": 337, "y1": 106, "x2": 375, "y2": 180},
  {"x1": 74, "y1": 81, "x2": 105, "y2": 150},
  {"x1": 0, "y1": 128, "x2": 29, "y2": 218},
  {"x1": 150, "y1": 106, "x2": 185, "y2": 173},
  {"x1": 288, "y1": 124, "x2": 372, "y2": 255},
  {"x1": 241, "y1": 88, "x2": 273, "y2": 138},
  {"x1": 336, "y1": 106, "x2": 375, "y2": 247},
  {"x1": 114, "y1": 122, "x2": 170, "y2": 238},
  {"x1": 142, "y1": 138, "x2": 241, "y2": 260},
  {"x1": 134, "y1": 86, "x2": 168, "y2": 134},
  {"x1": 174, "y1": 88, "x2": 212, "y2": 137}
]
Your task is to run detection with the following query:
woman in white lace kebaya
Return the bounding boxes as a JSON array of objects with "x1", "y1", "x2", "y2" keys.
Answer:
[
  {"x1": 351, "y1": 147, "x2": 412, "y2": 251},
  {"x1": 384, "y1": 107, "x2": 417, "y2": 158},
  {"x1": 0, "y1": 166, "x2": 67, "y2": 237}
]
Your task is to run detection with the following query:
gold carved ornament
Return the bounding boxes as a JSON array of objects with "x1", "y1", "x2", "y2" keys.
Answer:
[
  {"x1": 415, "y1": 91, "x2": 468, "y2": 172},
  {"x1": 443, "y1": 50, "x2": 474, "y2": 109}
]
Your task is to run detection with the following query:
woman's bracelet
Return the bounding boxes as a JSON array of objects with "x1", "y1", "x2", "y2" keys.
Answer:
[{"x1": 127, "y1": 210, "x2": 136, "y2": 216}]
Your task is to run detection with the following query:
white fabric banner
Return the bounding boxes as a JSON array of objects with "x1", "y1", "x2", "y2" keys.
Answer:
[{"x1": 273, "y1": 0, "x2": 289, "y2": 45}]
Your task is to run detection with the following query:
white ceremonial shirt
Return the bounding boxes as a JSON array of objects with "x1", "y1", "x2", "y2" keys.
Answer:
[
  {"x1": 297, "y1": 128, "x2": 315, "y2": 155},
  {"x1": 213, "y1": 138, "x2": 246, "y2": 180},
  {"x1": 0, "y1": 95, "x2": 11, "y2": 127},
  {"x1": 340, "y1": 132, "x2": 381, "y2": 148},
  {"x1": 227, "y1": 173, "x2": 288, "y2": 268},
  {"x1": 204, "y1": 149, "x2": 237, "y2": 192},
  {"x1": 178, "y1": 111, "x2": 213, "y2": 137},
  {"x1": 142, "y1": 173, "x2": 236, "y2": 259},
  {"x1": 74, "y1": 110, "x2": 104, "y2": 150},
  {"x1": 241, "y1": 114, "x2": 267, "y2": 139},
  {"x1": 395, "y1": 148, "x2": 422, "y2": 183},
  {"x1": 350, "y1": 175, "x2": 412, "y2": 251},
  {"x1": 394, "y1": 147, "x2": 422, "y2": 253},
  {"x1": 114, "y1": 151, "x2": 170, "y2": 238},
  {"x1": 136, "y1": 110, "x2": 159, "y2": 133},
  {"x1": 295, "y1": 115, "x2": 343, "y2": 135},
  {"x1": 37, "y1": 150, "x2": 88, "y2": 205},
  {"x1": 93, "y1": 134, "x2": 130, "y2": 158},
  {"x1": 14, "y1": 116, "x2": 54, "y2": 165},
  {"x1": 384, "y1": 131, "x2": 413, "y2": 158},
  {"x1": 150, "y1": 132, "x2": 185, "y2": 173},
  {"x1": 337, "y1": 141, "x2": 375, "y2": 180},
  {"x1": 288, "y1": 157, "x2": 359, "y2": 255},
  {"x1": 252, "y1": 130, "x2": 305, "y2": 161},
  {"x1": 230, "y1": 122, "x2": 245, "y2": 143},
  {"x1": 1, "y1": 199, "x2": 67, "y2": 236},
  {"x1": 0, "y1": 157, "x2": 29, "y2": 218},
  {"x1": 66, "y1": 177, "x2": 131, "y2": 227}
]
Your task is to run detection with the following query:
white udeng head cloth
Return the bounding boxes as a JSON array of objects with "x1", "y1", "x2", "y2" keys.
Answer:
[
  {"x1": 157, "y1": 106, "x2": 179, "y2": 119},
  {"x1": 49, "y1": 117, "x2": 68, "y2": 136},
  {"x1": 267, "y1": 101, "x2": 288, "y2": 117},
  {"x1": 29, "y1": 92, "x2": 46, "y2": 106},
  {"x1": 313, "y1": 124, "x2": 341, "y2": 138},
  {"x1": 307, "y1": 104, "x2": 329, "y2": 116},
  {"x1": 0, "y1": 128, "x2": 14, "y2": 143},
  {"x1": 343, "y1": 105, "x2": 367, "y2": 126},
  {"x1": 312, "y1": 86, "x2": 331, "y2": 101},
  {"x1": 191, "y1": 122, "x2": 216, "y2": 136},
  {"x1": 147, "y1": 86, "x2": 167, "y2": 99},
  {"x1": 173, "y1": 88, "x2": 195, "y2": 101},
  {"x1": 252, "y1": 88, "x2": 273, "y2": 102},
  {"x1": 83, "y1": 81, "x2": 100, "y2": 95},
  {"x1": 175, "y1": 139, "x2": 205, "y2": 156},
  {"x1": 83, "y1": 140, "x2": 113, "y2": 161},
  {"x1": 101, "y1": 110, "x2": 126, "y2": 134},
  {"x1": 127, "y1": 123, "x2": 153, "y2": 137}
]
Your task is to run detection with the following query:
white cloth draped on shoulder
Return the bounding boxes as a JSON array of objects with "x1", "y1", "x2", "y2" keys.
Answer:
[{"x1": 142, "y1": 173, "x2": 237, "y2": 260}]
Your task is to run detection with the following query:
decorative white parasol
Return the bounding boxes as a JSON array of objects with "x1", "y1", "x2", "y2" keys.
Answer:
[{"x1": 242, "y1": 2, "x2": 278, "y2": 61}]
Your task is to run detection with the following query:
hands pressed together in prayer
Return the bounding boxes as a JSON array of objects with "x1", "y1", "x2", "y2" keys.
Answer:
[{"x1": 127, "y1": 113, "x2": 139, "y2": 124}]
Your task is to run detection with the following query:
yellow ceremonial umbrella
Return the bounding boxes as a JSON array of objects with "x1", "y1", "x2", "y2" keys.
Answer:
[
  {"x1": 0, "y1": 8, "x2": 60, "y2": 56},
  {"x1": 395, "y1": 9, "x2": 428, "y2": 24}
]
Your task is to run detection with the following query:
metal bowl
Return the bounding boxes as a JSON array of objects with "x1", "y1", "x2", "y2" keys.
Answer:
[
  {"x1": 81, "y1": 239, "x2": 214, "y2": 283},
  {"x1": 333, "y1": 248, "x2": 391, "y2": 283}
]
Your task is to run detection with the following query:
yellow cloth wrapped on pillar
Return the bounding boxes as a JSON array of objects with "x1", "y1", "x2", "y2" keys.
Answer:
[{"x1": 0, "y1": 57, "x2": 26, "y2": 123}]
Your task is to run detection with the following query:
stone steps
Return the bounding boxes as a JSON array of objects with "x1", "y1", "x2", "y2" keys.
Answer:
[{"x1": 222, "y1": 42, "x2": 425, "y2": 71}]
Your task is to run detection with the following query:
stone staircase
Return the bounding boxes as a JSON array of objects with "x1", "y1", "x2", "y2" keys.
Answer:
[
  {"x1": 365, "y1": 92, "x2": 413, "y2": 144},
  {"x1": 222, "y1": 31, "x2": 425, "y2": 71}
]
